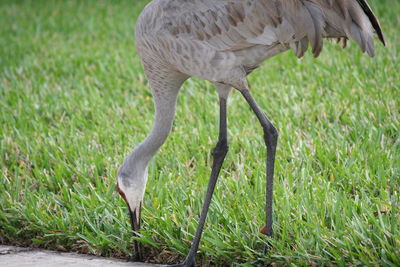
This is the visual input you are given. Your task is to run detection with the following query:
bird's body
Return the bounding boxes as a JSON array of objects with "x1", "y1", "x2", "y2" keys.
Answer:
[
  {"x1": 117, "y1": 0, "x2": 384, "y2": 265},
  {"x1": 135, "y1": 0, "x2": 384, "y2": 89},
  {"x1": 136, "y1": 0, "x2": 286, "y2": 89}
]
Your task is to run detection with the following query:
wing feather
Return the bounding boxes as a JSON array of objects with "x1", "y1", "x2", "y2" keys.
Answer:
[{"x1": 158, "y1": 0, "x2": 384, "y2": 57}]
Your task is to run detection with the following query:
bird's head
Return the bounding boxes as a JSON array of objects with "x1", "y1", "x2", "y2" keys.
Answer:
[
  {"x1": 116, "y1": 165, "x2": 148, "y2": 260},
  {"x1": 116, "y1": 168, "x2": 148, "y2": 231}
]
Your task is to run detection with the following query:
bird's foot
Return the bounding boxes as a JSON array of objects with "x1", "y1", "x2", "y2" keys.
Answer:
[
  {"x1": 166, "y1": 256, "x2": 197, "y2": 267},
  {"x1": 127, "y1": 251, "x2": 142, "y2": 262},
  {"x1": 259, "y1": 225, "x2": 273, "y2": 253},
  {"x1": 252, "y1": 259, "x2": 267, "y2": 266},
  {"x1": 263, "y1": 243, "x2": 272, "y2": 254},
  {"x1": 249, "y1": 242, "x2": 274, "y2": 266},
  {"x1": 252, "y1": 259, "x2": 274, "y2": 267}
]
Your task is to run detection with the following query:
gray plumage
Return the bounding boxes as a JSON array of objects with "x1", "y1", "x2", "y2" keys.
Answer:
[
  {"x1": 135, "y1": 0, "x2": 385, "y2": 91},
  {"x1": 117, "y1": 0, "x2": 385, "y2": 265}
]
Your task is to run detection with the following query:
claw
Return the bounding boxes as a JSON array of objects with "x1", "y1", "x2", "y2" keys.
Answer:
[{"x1": 167, "y1": 257, "x2": 197, "y2": 267}]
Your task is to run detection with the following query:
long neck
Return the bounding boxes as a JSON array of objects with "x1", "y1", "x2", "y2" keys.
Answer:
[
  {"x1": 118, "y1": 78, "x2": 184, "y2": 181},
  {"x1": 132, "y1": 100, "x2": 177, "y2": 168}
]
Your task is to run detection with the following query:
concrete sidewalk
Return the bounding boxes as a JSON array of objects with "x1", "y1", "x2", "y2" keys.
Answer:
[{"x1": 0, "y1": 245, "x2": 160, "y2": 267}]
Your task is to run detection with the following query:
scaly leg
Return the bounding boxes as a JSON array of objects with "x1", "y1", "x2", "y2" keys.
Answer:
[
  {"x1": 240, "y1": 89, "x2": 278, "y2": 250},
  {"x1": 169, "y1": 94, "x2": 229, "y2": 267}
]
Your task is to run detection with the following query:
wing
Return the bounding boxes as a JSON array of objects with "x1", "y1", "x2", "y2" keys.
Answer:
[
  {"x1": 158, "y1": 0, "x2": 384, "y2": 57},
  {"x1": 160, "y1": 0, "x2": 287, "y2": 52}
]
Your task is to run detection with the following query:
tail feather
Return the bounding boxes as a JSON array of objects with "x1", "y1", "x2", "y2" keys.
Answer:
[
  {"x1": 320, "y1": 0, "x2": 385, "y2": 57},
  {"x1": 355, "y1": 0, "x2": 386, "y2": 46},
  {"x1": 304, "y1": 1, "x2": 326, "y2": 57},
  {"x1": 287, "y1": 0, "x2": 385, "y2": 58}
]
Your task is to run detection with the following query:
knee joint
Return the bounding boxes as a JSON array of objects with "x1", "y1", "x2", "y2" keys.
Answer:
[
  {"x1": 212, "y1": 139, "x2": 229, "y2": 158},
  {"x1": 263, "y1": 125, "x2": 278, "y2": 144}
]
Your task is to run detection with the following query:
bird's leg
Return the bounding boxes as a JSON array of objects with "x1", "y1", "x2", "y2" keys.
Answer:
[
  {"x1": 240, "y1": 89, "x2": 278, "y2": 251},
  {"x1": 169, "y1": 96, "x2": 228, "y2": 267}
]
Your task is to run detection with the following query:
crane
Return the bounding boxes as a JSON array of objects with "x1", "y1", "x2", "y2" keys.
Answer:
[{"x1": 116, "y1": 0, "x2": 385, "y2": 266}]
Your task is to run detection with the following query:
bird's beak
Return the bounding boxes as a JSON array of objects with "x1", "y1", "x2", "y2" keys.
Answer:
[
  {"x1": 128, "y1": 203, "x2": 142, "y2": 261},
  {"x1": 116, "y1": 183, "x2": 143, "y2": 261},
  {"x1": 129, "y1": 205, "x2": 141, "y2": 233}
]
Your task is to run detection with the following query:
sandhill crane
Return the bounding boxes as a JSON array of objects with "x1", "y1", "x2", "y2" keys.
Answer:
[{"x1": 116, "y1": 0, "x2": 385, "y2": 265}]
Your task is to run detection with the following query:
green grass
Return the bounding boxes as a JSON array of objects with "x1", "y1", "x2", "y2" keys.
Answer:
[{"x1": 0, "y1": 0, "x2": 399, "y2": 265}]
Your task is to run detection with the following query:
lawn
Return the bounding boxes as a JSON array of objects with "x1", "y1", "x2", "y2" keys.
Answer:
[{"x1": 0, "y1": 0, "x2": 399, "y2": 265}]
